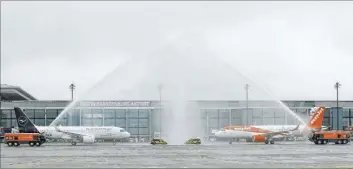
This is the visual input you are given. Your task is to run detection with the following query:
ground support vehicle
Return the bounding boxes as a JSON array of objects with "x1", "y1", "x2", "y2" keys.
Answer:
[
  {"x1": 309, "y1": 131, "x2": 350, "y2": 145},
  {"x1": 150, "y1": 138, "x2": 167, "y2": 145},
  {"x1": 185, "y1": 138, "x2": 201, "y2": 144},
  {"x1": 4, "y1": 133, "x2": 46, "y2": 147}
]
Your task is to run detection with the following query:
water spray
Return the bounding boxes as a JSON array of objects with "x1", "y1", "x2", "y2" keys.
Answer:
[
  {"x1": 49, "y1": 58, "x2": 130, "y2": 126},
  {"x1": 207, "y1": 53, "x2": 307, "y2": 126}
]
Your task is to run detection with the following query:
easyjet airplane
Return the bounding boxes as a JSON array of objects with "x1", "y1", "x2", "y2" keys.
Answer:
[{"x1": 214, "y1": 106, "x2": 328, "y2": 144}]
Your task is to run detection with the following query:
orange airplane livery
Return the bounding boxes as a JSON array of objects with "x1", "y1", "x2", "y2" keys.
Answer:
[{"x1": 214, "y1": 106, "x2": 327, "y2": 144}]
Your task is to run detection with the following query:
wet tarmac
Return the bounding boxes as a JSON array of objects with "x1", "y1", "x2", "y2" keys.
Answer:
[{"x1": 1, "y1": 141, "x2": 352, "y2": 168}]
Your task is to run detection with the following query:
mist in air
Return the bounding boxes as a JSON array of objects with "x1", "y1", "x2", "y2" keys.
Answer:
[
  {"x1": 4, "y1": 2, "x2": 353, "y2": 144},
  {"x1": 52, "y1": 31, "x2": 307, "y2": 144}
]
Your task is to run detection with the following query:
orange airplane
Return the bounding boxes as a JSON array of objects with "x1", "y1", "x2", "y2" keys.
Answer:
[{"x1": 215, "y1": 106, "x2": 327, "y2": 144}]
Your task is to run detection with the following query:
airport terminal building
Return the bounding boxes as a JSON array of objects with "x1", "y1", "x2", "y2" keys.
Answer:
[{"x1": 1, "y1": 84, "x2": 353, "y2": 140}]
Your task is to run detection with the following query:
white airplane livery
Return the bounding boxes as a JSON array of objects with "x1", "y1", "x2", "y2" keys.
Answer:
[
  {"x1": 214, "y1": 106, "x2": 327, "y2": 144},
  {"x1": 14, "y1": 107, "x2": 131, "y2": 145}
]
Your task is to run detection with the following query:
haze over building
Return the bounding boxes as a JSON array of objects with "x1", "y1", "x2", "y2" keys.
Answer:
[{"x1": 1, "y1": 84, "x2": 352, "y2": 140}]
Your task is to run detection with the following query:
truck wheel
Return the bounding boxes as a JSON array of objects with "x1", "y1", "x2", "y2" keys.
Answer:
[
  {"x1": 29, "y1": 142, "x2": 35, "y2": 147},
  {"x1": 270, "y1": 140, "x2": 275, "y2": 144},
  {"x1": 323, "y1": 140, "x2": 328, "y2": 144},
  {"x1": 13, "y1": 142, "x2": 19, "y2": 147},
  {"x1": 343, "y1": 139, "x2": 347, "y2": 144},
  {"x1": 7, "y1": 142, "x2": 13, "y2": 147},
  {"x1": 339, "y1": 139, "x2": 343, "y2": 144},
  {"x1": 35, "y1": 142, "x2": 41, "y2": 147}
]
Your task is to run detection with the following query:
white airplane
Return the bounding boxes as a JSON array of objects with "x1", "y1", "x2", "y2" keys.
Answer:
[
  {"x1": 14, "y1": 107, "x2": 131, "y2": 145},
  {"x1": 214, "y1": 106, "x2": 328, "y2": 144}
]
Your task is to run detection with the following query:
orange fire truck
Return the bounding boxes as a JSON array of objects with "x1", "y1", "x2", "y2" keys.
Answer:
[{"x1": 4, "y1": 133, "x2": 46, "y2": 147}]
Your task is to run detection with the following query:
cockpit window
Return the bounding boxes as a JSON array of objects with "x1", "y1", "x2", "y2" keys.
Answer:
[{"x1": 120, "y1": 129, "x2": 126, "y2": 132}]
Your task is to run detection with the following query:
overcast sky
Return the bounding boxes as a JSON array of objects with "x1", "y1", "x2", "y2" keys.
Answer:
[{"x1": 2, "y1": 1, "x2": 353, "y2": 101}]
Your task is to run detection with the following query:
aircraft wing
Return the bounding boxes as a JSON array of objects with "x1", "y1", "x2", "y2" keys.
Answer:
[
  {"x1": 53, "y1": 125, "x2": 90, "y2": 139},
  {"x1": 255, "y1": 124, "x2": 300, "y2": 138}
]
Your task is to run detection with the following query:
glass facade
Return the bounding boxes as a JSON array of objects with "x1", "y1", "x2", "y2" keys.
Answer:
[
  {"x1": 204, "y1": 107, "x2": 313, "y2": 136},
  {"x1": 319, "y1": 108, "x2": 353, "y2": 130},
  {"x1": 0, "y1": 109, "x2": 60, "y2": 127},
  {"x1": 202, "y1": 107, "x2": 353, "y2": 136},
  {"x1": 343, "y1": 108, "x2": 352, "y2": 128},
  {"x1": 1, "y1": 102, "x2": 353, "y2": 139},
  {"x1": 0, "y1": 108, "x2": 151, "y2": 138}
]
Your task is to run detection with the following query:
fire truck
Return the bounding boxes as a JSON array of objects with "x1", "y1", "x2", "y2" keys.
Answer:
[
  {"x1": 4, "y1": 133, "x2": 46, "y2": 147},
  {"x1": 309, "y1": 131, "x2": 351, "y2": 145}
]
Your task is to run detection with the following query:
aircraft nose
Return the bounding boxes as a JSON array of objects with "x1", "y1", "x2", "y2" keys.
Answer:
[
  {"x1": 215, "y1": 131, "x2": 222, "y2": 137},
  {"x1": 124, "y1": 132, "x2": 131, "y2": 138}
]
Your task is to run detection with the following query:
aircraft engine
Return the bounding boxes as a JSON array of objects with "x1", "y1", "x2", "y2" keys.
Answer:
[
  {"x1": 310, "y1": 128, "x2": 322, "y2": 132},
  {"x1": 82, "y1": 135, "x2": 95, "y2": 144},
  {"x1": 252, "y1": 135, "x2": 266, "y2": 142}
]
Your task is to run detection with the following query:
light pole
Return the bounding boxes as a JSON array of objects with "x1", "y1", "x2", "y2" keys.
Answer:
[
  {"x1": 245, "y1": 84, "x2": 250, "y2": 125},
  {"x1": 334, "y1": 82, "x2": 341, "y2": 129},
  {"x1": 158, "y1": 84, "x2": 163, "y2": 138},
  {"x1": 69, "y1": 83, "x2": 76, "y2": 101}
]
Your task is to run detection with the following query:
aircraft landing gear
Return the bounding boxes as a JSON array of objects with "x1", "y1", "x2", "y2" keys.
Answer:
[
  {"x1": 71, "y1": 141, "x2": 77, "y2": 146},
  {"x1": 265, "y1": 139, "x2": 275, "y2": 144}
]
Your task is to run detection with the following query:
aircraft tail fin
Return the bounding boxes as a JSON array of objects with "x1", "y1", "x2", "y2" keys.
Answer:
[
  {"x1": 307, "y1": 106, "x2": 326, "y2": 129},
  {"x1": 14, "y1": 107, "x2": 40, "y2": 133}
]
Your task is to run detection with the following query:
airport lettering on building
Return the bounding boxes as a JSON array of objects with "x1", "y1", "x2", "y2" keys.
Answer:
[{"x1": 86, "y1": 101, "x2": 151, "y2": 107}]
